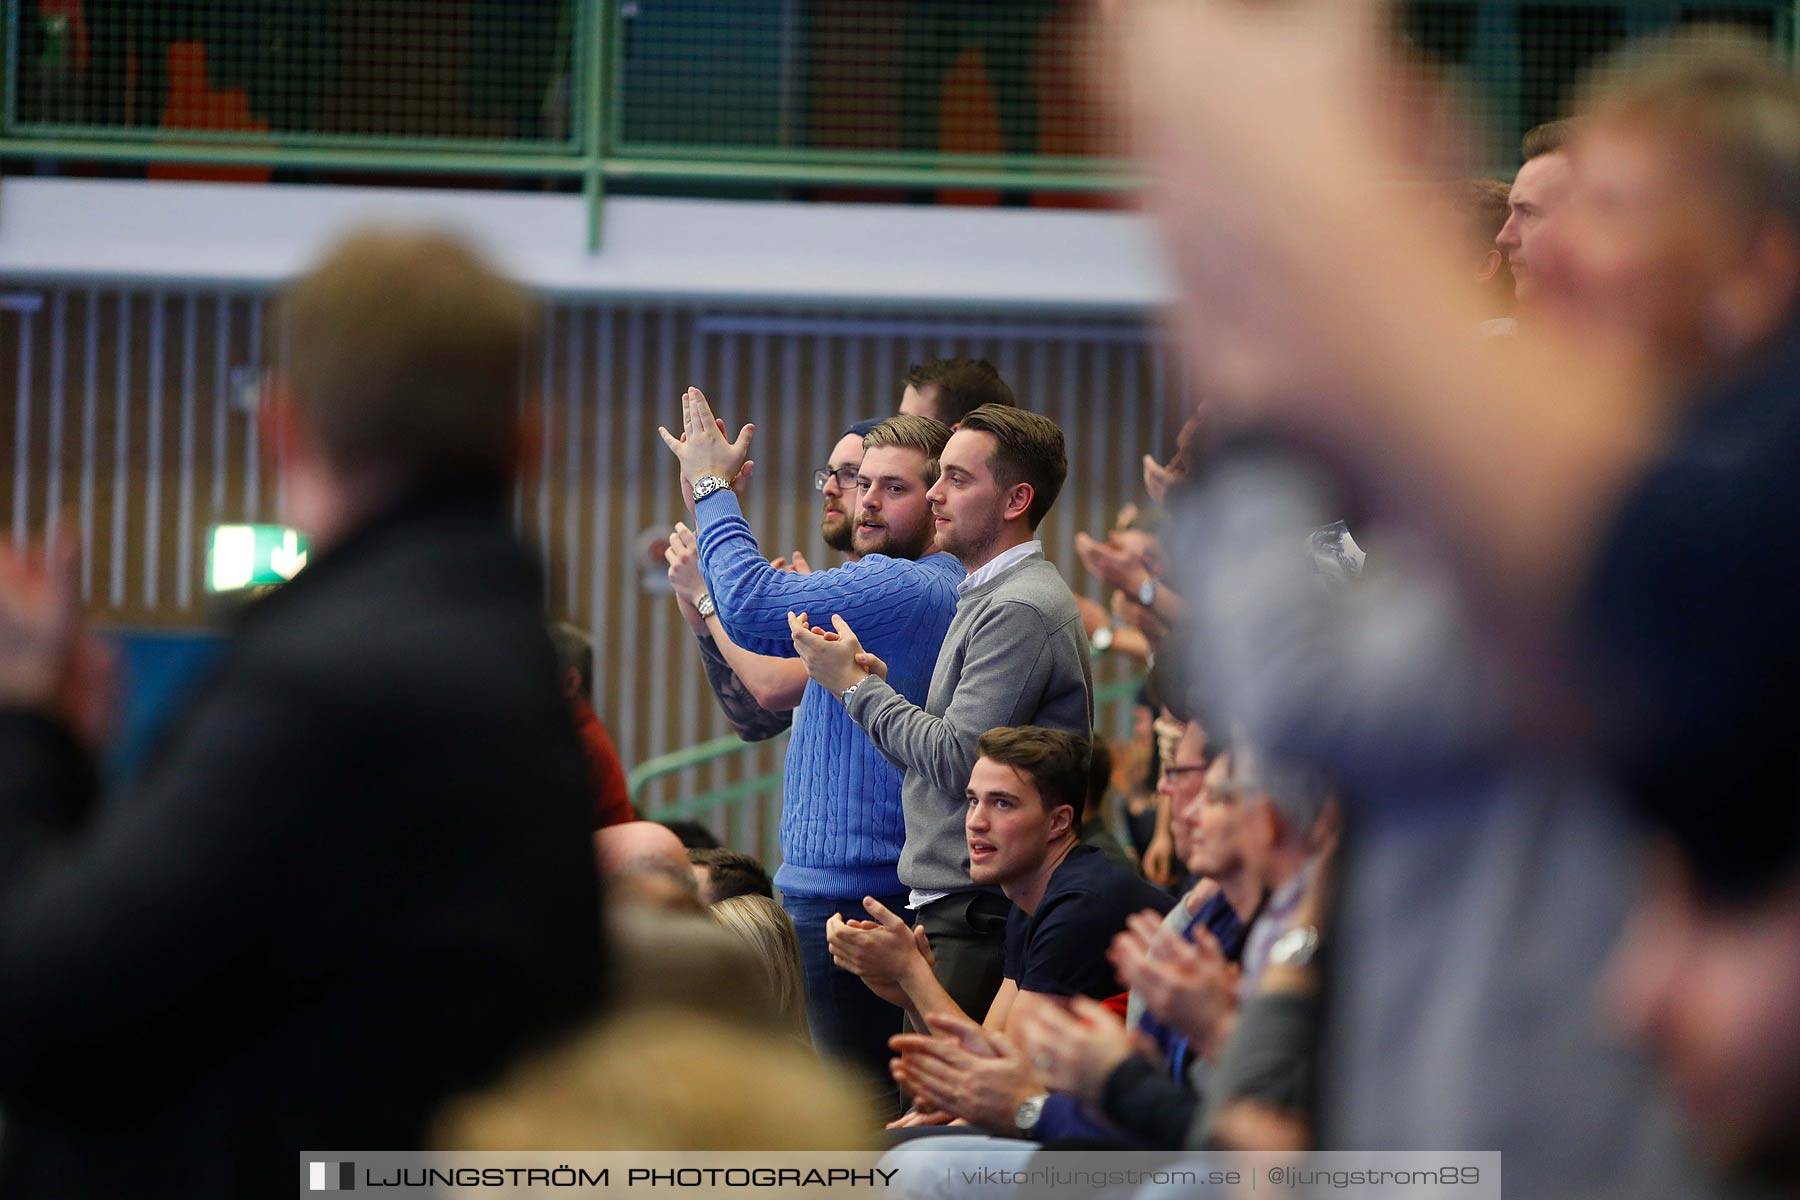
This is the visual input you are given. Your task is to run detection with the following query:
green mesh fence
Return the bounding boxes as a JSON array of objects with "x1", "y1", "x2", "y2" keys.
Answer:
[
  {"x1": 1, "y1": 2, "x2": 1796, "y2": 182},
  {"x1": 609, "y1": 0, "x2": 1100, "y2": 167},
  {"x1": 6, "y1": 0, "x2": 581, "y2": 149},
  {"x1": 606, "y1": 1, "x2": 1794, "y2": 172},
  {"x1": 1402, "y1": 2, "x2": 1794, "y2": 168}
]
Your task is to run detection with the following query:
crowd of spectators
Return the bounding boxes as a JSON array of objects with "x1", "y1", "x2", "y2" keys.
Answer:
[{"x1": 3, "y1": 13, "x2": 1800, "y2": 1200}]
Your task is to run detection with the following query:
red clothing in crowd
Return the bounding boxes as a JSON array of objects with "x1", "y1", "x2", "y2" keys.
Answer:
[{"x1": 572, "y1": 698, "x2": 634, "y2": 828}]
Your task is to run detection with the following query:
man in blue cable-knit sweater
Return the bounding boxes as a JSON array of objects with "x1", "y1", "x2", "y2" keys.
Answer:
[{"x1": 659, "y1": 390, "x2": 963, "y2": 1095}]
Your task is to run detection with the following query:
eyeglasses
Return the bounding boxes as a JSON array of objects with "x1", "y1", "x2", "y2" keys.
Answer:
[
  {"x1": 813, "y1": 466, "x2": 860, "y2": 492},
  {"x1": 1161, "y1": 762, "x2": 1210, "y2": 780}
]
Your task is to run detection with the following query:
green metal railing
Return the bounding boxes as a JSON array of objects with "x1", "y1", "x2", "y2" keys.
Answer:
[
  {"x1": 628, "y1": 675, "x2": 1146, "y2": 863},
  {"x1": 2, "y1": 2, "x2": 1795, "y2": 251}
]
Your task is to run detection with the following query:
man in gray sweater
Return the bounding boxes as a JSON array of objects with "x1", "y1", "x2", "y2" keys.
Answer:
[{"x1": 791, "y1": 405, "x2": 1093, "y2": 1023}]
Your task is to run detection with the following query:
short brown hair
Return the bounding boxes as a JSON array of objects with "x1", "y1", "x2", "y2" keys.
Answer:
[
  {"x1": 1447, "y1": 177, "x2": 1512, "y2": 246},
  {"x1": 1521, "y1": 118, "x2": 1581, "y2": 162},
  {"x1": 976, "y1": 726, "x2": 1090, "y2": 815},
  {"x1": 271, "y1": 229, "x2": 536, "y2": 482},
  {"x1": 1581, "y1": 30, "x2": 1800, "y2": 231},
  {"x1": 902, "y1": 358, "x2": 1017, "y2": 425},
  {"x1": 954, "y1": 404, "x2": 1068, "y2": 530},
  {"x1": 548, "y1": 622, "x2": 595, "y2": 695},
  {"x1": 689, "y1": 847, "x2": 774, "y2": 903},
  {"x1": 861, "y1": 414, "x2": 953, "y2": 485}
]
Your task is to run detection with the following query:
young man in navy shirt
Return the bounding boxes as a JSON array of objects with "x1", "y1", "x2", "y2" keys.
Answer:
[{"x1": 829, "y1": 726, "x2": 1170, "y2": 1130}]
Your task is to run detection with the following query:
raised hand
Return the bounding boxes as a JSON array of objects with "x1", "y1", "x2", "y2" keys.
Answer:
[
  {"x1": 1143, "y1": 453, "x2": 1178, "y2": 505},
  {"x1": 657, "y1": 386, "x2": 755, "y2": 489}
]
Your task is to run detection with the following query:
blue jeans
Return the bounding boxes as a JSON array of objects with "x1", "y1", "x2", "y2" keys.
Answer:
[{"x1": 783, "y1": 890, "x2": 912, "y2": 1107}]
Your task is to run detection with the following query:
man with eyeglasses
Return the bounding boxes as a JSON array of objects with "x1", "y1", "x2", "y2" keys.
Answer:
[
  {"x1": 668, "y1": 417, "x2": 886, "y2": 743},
  {"x1": 658, "y1": 393, "x2": 964, "y2": 1100}
]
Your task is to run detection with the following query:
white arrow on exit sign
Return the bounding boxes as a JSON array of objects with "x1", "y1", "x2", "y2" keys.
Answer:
[{"x1": 269, "y1": 529, "x2": 308, "y2": 580}]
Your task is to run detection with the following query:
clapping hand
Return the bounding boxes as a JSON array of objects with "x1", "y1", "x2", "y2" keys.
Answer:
[
  {"x1": 787, "y1": 611, "x2": 871, "y2": 695},
  {"x1": 1015, "y1": 994, "x2": 1158, "y2": 1106},
  {"x1": 1109, "y1": 911, "x2": 1240, "y2": 1054}
]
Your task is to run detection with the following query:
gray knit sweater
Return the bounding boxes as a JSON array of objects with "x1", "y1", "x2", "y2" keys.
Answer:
[{"x1": 846, "y1": 551, "x2": 1093, "y2": 894}]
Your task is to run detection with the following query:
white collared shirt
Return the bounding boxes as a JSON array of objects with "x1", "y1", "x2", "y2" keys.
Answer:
[{"x1": 957, "y1": 540, "x2": 1042, "y2": 596}]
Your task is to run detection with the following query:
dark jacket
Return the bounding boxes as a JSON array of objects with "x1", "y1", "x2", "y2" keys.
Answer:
[{"x1": 0, "y1": 486, "x2": 605, "y2": 1199}]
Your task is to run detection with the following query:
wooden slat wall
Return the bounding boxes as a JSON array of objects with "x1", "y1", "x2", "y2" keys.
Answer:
[{"x1": 1, "y1": 288, "x2": 1176, "y2": 852}]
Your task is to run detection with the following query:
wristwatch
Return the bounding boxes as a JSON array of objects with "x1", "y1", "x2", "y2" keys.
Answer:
[
  {"x1": 840, "y1": 674, "x2": 871, "y2": 707},
  {"x1": 1137, "y1": 575, "x2": 1159, "y2": 607},
  {"x1": 1014, "y1": 1092, "x2": 1049, "y2": 1136},
  {"x1": 1269, "y1": 924, "x2": 1320, "y2": 969},
  {"x1": 691, "y1": 475, "x2": 732, "y2": 504},
  {"x1": 695, "y1": 593, "x2": 716, "y2": 619},
  {"x1": 1089, "y1": 623, "x2": 1115, "y2": 655}
]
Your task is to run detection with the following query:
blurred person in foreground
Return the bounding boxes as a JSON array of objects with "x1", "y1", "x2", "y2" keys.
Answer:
[
  {"x1": 1606, "y1": 816, "x2": 1800, "y2": 1190},
  {"x1": 0, "y1": 230, "x2": 603, "y2": 1198},
  {"x1": 1112, "y1": 5, "x2": 1800, "y2": 1194},
  {"x1": 438, "y1": 1011, "x2": 872, "y2": 1152},
  {"x1": 445, "y1": 905, "x2": 874, "y2": 1151}
]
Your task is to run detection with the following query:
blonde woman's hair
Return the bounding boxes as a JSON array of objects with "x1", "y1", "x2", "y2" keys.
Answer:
[
  {"x1": 436, "y1": 1010, "x2": 873, "y2": 1150},
  {"x1": 710, "y1": 894, "x2": 812, "y2": 1049}
]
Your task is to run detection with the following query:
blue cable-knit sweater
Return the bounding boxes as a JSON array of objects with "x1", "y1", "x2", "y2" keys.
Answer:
[{"x1": 695, "y1": 491, "x2": 964, "y2": 898}]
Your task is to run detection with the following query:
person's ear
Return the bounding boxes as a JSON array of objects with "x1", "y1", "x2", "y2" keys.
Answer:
[
  {"x1": 562, "y1": 667, "x2": 583, "y2": 702},
  {"x1": 1004, "y1": 481, "x2": 1035, "y2": 524},
  {"x1": 1049, "y1": 803, "x2": 1075, "y2": 840},
  {"x1": 1478, "y1": 248, "x2": 1503, "y2": 284}
]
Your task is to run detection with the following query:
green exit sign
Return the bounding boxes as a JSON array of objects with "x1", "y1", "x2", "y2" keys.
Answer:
[{"x1": 206, "y1": 524, "x2": 309, "y2": 593}]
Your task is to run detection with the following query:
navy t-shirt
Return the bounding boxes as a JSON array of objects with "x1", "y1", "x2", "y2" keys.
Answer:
[{"x1": 1003, "y1": 845, "x2": 1176, "y2": 998}]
